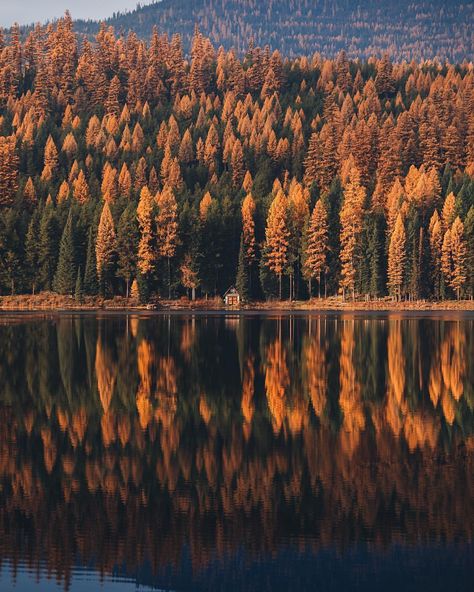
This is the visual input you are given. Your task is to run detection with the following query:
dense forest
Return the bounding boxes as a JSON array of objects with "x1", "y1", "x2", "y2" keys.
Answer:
[
  {"x1": 72, "y1": 0, "x2": 474, "y2": 62},
  {"x1": 0, "y1": 14, "x2": 473, "y2": 302},
  {"x1": 0, "y1": 316, "x2": 473, "y2": 586}
]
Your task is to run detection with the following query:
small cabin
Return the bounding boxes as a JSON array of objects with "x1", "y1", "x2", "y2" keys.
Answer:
[{"x1": 224, "y1": 287, "x2": 240, "y2": 306}]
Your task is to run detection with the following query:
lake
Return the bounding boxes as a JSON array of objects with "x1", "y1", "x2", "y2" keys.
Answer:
[{"x1": 0, "y1": 312, "x2": 473, "y2": 591}]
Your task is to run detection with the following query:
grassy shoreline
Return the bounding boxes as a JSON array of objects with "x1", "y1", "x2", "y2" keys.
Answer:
[{"x1": 1, "y1": 292, "x2": 473, "y2": 313}]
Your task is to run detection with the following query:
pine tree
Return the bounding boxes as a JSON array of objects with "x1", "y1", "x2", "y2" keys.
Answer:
[
  {"x1": 84, "y1": 224, "x2": 99, "y2": 295},
  {"x1": 117, "y1": 203, "x2": 139, "y2": 297},
  {"x1": 95, "y1": 202, "x2": 117, "y2": 297},
  {"x1": 25, "y1": 209, "x2": 41, "y2": 294},
  {"x1": 75, "y1": 267, "x2": 84, "y2": 303},
  {"x1": 53, "y1": 210, "x2": 76, "y2": 295},
  {"x1": 235, "y1": 234, "x2": 249, "y2": 302},
  {"x1": 37, "y1": 204, "x2": 58, "y2": 291},
  {"x1": 339, "y1": 168, "x2": 366, "y2": 299},
  {"x1": 387, "y1": 213, "x2": 406, "y2": 301}
]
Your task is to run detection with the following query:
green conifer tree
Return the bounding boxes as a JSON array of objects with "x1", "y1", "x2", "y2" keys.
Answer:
[
  {"x1": 38, "y1": 204, "x2": 58, "y2": 291},
  {"x1": 117, "y1": 203, "x2": 139, "y2": 297},
  {"x1": 75, "y1": 266, "x2": 84, "y2": 303},
  {"x1": 25, "y1": 209, "x2": 41, "y2": 294},
  {"x1": 53, "y1": 210, "x2": 76, "y2": 295},
  {"x1": 235, "y1": 234, "x2": 249, "y2": 302},
  {"x1": 84, "y1": 225, "x2": 98, "y2": 295}
]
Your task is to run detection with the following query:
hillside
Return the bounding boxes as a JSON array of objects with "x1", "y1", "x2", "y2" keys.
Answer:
[{"x1": 73, "y1": 0, "x2": 474, "y2": 61}]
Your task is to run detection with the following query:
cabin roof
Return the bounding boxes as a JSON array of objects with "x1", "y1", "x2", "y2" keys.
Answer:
[{"x1": 224, "y1": 286, "x2": 239, "y2": 297}]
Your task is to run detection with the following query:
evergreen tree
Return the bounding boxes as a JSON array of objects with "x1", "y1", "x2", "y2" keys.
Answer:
[
  {"x1": 75, "y1": 267, "x2": 84, "y2": 303},
  {"x1": 38, "y1": 204, "x2": 58, "y2": 291},
  {"x1": 53, "y1": 210, "x2": 76, "y2": 295},
  {"x1": 235, "y1": 234, "x2": 249, "y2": 302},
  {"x1": 25, "y1": 209, "x2": 41, "y2": 294},
  {"x1": 84, "y1": 225, "x2": 99, "y2": 295},
  {"x1": 117, "y1": 203, "x2": 139, "y2": 297}
]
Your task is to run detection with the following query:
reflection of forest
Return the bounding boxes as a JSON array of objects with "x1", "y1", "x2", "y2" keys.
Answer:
[{"x1": 0, "y1": 315, "x2": 473, "y2": 588}]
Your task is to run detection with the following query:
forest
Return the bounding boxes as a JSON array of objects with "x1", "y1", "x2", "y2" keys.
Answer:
[
  {"x1": 74, "y1": 0, "x2": 474, "y2": 62},
  {"x1": 0, "y1": 14, "x2": 473, "y2": 302}
]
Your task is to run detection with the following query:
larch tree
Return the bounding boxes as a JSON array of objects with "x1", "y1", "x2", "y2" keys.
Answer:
[
  {"x1": 387, "y1": 213, "x2": 406, "y2": 301},
  {"x1": 465, "y1": 207, "x2": 474, "y2": 299},
  {"x1": 449, "y1": 216, "x2": 467, "y2": 300},
  {"x1": 441, "y1": 227, "x2": 453, "y2": 292},
  {"x1": 137, "y1": 186, "x2": 155, "y2": 284},
  {"x1": 231, "y1": 139, "x2": 244, "y2": 188},
  {"x1": 156, "y1": 185, "x2": 179, "y2": 298},
  {"x1": 303, "y1": 199, "x2": 329, "y2": 298},
  {"x1": 241, "y1": 193, "x2": 256, "y2": 265},
  {"x1": 95, "y1": 202, "x2": 117, "y2": 297},
  {"x1": 429, "y1": 210, "x2": 443, "y2": 299},
  {"x1": 263, "y1": 189, "x2": 290, "y2": 299},
  {"x1": 339, "y1": 167, "x2": 366, "y2": 300}
]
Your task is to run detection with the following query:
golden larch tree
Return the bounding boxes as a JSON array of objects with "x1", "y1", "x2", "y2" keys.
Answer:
[
  {"x1": 241, "y1": 193, "x2": 256, "y2": 264},
  {"x1": 387, "y1": 213, "x2": 406, "y2": 301},
  {"x1": 264, "y1": 189, "x2": 290, "y2": 299},
  {"x1": 137, "y1": 186, "x2": 155, "y2": 276},
  {"x1": 156, "y1": 185, "x2": 179, "y2": 298},
  {"x1": 449, "y1": 216, "x2": 467, "y2": 299},
  {"x1": 339, "y1": 167, "x2": 366, "y2": 299},
  {"x1": 303, "y1": 199, "x2": 328, "y2": 297},
  {"x1": 95, "y1": 201, "x2": 117, "y2": 288}
]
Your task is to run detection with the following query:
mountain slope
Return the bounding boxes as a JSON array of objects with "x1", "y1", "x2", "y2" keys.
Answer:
[{"x1": 74, "y1": 0, "x2": 474, "y2": 60}]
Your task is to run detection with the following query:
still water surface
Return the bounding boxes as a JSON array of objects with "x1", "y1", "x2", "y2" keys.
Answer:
[{"x1": 0, "y1": 312, "x2": 473, "y2": 591}]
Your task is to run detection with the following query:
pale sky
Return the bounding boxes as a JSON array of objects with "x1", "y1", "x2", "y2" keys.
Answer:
[{"x1": 0, "y1": 1, "x2": 154, "y2": 28}]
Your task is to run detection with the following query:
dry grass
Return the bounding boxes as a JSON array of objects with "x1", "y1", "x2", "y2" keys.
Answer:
[{"x1": 1, "y1": 292, "x2": 473, "y2": 312}]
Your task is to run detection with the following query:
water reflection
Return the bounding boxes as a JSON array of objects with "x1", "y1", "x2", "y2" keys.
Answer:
[{"x1": 0, "y1": 313, "x2": 473, "y2": 590}]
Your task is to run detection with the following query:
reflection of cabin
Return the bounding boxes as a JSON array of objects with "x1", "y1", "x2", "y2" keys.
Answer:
[{"x1": 224, "y1": 287, "x2": 240, "y2": 306}]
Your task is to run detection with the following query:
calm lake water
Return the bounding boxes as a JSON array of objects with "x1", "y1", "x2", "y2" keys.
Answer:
[{"x1": 0, "y1": 312, "x2": 473, "y2": 591}]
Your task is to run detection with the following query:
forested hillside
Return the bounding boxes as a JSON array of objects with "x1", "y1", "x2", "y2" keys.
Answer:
[
  {"x1": 73, "y1": 0, "x2": 474, "y2": 61},
  {"x1": 0, "y1": 15, "x2": 473, "y2": 302}
]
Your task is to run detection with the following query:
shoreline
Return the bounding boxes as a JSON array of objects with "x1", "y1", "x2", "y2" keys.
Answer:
[{"x1": 1, "y1": 293, "x2": 474, "y2": 314}]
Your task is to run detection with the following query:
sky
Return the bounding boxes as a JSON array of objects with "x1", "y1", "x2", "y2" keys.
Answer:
[{"x1": 0, "y1": 1, "x2": 154, "y2": 28}]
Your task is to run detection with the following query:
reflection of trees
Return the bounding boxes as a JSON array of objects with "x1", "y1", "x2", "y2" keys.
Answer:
[
  {"x1": 0, "y1": 315, "x2": 472, "y2": 587},
  {"x1": 339, "y1": 319, "x2": 364, "y2": 456},
  {"x1": 264, "y1": 338, "x2": 290, "y2": 433},
  {"x1": 429, "y1": 322, "x2": 466, "y2": 425},
  {"x1": 303, "y1": 320, "x2": 328, "y2": 419}
]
